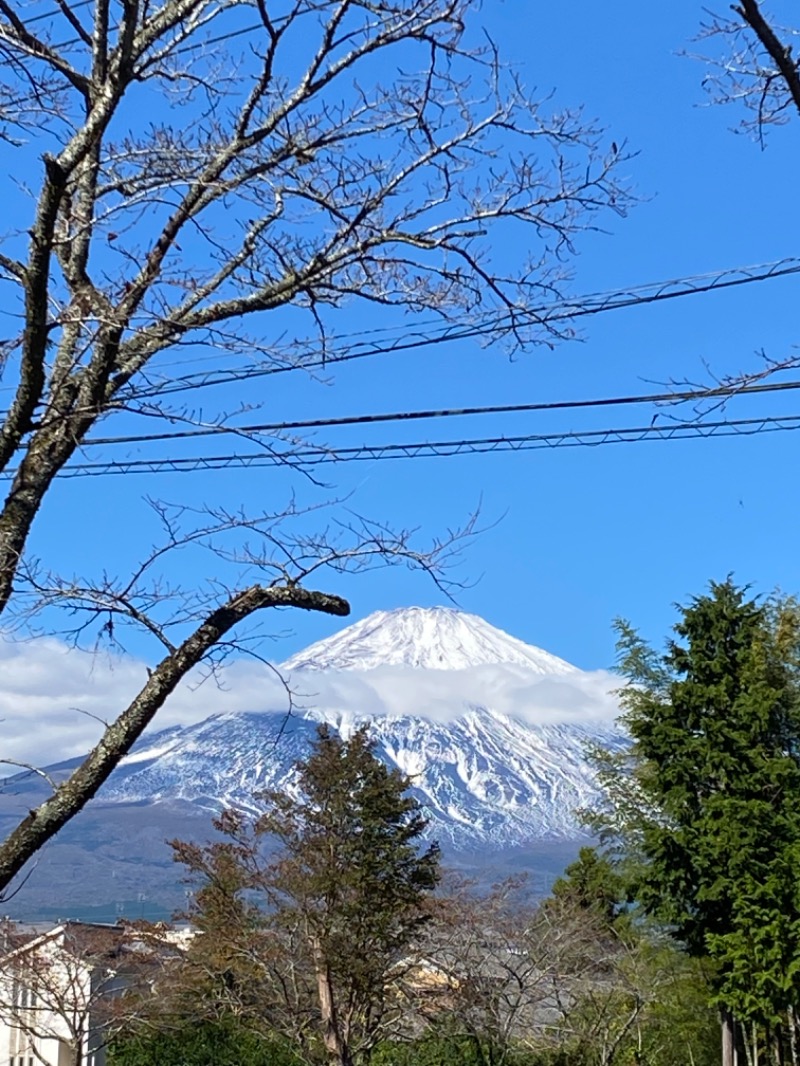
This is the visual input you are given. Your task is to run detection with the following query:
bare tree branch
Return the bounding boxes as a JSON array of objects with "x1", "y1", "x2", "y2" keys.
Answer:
[
  {"x1": 0, "y1": 0, "x2": 631, "y2": 889},
  {"x1": 736, "y1": 0, "x2": 800, "y2": 121},
  {"x1": 0, "y1": 582, "x2": 348, "y2": 895}
]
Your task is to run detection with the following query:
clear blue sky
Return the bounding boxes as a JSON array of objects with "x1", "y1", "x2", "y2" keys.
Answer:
[{"x1": 17, "y1": 0, "x2": 800, "y2": 672}]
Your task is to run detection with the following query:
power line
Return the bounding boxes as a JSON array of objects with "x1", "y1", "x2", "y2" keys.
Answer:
[
  {"x1": 17, "y1": 0, "x2": 92, "y2": 25},
  {"x1": 12, "y1": 412, "x2": 799, "y2": 479},
  {"x1": 8, "y1": 257, "x2": 795, "y2": 409},
  {"x1": 49, "y1": 5, "x2": 289, "y2": 54},
  {"x1": 124, "y1": 256, "x2": 800, "y2": 401},
  {"x1": 87, "y1": 378, "x2": 800, "y2": 448},
  {"x1": 2, "y1": 250, "x2": 799, "y2": 400}
]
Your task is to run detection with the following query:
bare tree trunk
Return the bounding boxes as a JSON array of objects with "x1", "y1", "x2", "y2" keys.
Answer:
[
  {"x1": 788, "y1": 1008, "x2": 799, "y2": 1066},
  {"x1": 723, "y1": 1010, "x2": 737, "y2": 1066},
  {"x1": 772, "y1": 1022, "x2": 784, "y2": 1066},
  {"x1": 312, "y1": 939, "x2": 352, "y2": 1066},
  {"x1": 0, "y1": 586, "x2": 348, "y2": 893},
  {"x1": 0, "y1": 0, "x2": 632, "y2": 898},
  {"x1": 743, "y1": 1020, "x2": 754, "y2": 1066}
]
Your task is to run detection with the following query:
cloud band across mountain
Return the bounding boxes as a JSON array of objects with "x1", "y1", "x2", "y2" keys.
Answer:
[{"x1": 0, "y1": 608, "x2": 619, "y2": 772}]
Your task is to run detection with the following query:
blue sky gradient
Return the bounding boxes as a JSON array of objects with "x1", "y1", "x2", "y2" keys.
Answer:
[{"x1": 10, "y1": 0, "x2": 800, "y2": 671}]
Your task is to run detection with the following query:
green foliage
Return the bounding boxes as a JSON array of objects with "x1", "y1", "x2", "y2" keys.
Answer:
[
  {"x1": 171, "y1": 724, "x2": 440, "y2": 1066},
  {"x1": 594, "y1": 579, "x2": 800, "y2": 1028},
  {"x1": 580, "y1": 942, "x2": 718, "y2": 1066},
  {"x1": 373, "y1": 1032, "x2": 502, "y2": 1066},
  {"x1": 638, "y1": 956, "x2": 719, "y2": 1066},
  {"x1": 373, "y1": 1032, "x2": 579, "y2": 1066},
  {"x1": 258, "y1": 723, "x2": 441, "y2": 969},
  {"x1": 111, "y1": 1007, "x2": 717, "y2": 1066},
  {"x1": 551, "y1": 846, "x2": 628, "y2": 929},
  {"x1": 169, "y1": 812, "x2": 279, "y2": 1021},
  {"x1": 261, "y1": 724, "x2": 441, "y2": 916},
  {"x1": 108, "y1": 1017, "x2": 303, "y2": 1066}
]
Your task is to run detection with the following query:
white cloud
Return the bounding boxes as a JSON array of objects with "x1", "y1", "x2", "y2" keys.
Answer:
[
  {"x1": 286, "y1": 663, "x2": 621, "y2": 726},
  {"x1": 0, "y1": 635, "x2": 292, "y2": 769},
  {"x1": 0, "y1": 634, "x2": 621, "y2": 770}
]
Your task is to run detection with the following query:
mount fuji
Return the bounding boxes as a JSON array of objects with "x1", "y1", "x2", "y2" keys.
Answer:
[
  {"x1": 2, "y1": 607, "x2": 625, "y2": 916},
  {"x1": 97, "y1": 607, "x2": 624, "y2": 844}
]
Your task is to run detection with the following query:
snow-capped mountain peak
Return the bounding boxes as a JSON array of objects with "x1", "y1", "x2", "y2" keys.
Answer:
[
  {"x1": 280, "y1": 606, "x2": 577, "y2": 674},
  {"x1": 74, "y1": 608, "x2": 621, "y2": 853}
]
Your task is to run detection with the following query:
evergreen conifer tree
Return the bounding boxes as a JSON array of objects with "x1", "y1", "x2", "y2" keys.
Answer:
[
  {"x1": 257, "y1": 724, "x2": 441, "y2": 1066},
  {"x1": 173, "y1": 724, "x2": 440, "y2": 1066},
  {"x1": 594, "y1": 580, "x2": 800, "y2": 1063}
]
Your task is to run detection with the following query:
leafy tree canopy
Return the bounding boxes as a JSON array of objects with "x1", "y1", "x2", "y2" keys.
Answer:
[
  {"x1": 172, "y1": 724, "x2": 440, "y2": 1066},
  {"x1": 590, "y1": 579, "x2": 800, "y2": 1027}
]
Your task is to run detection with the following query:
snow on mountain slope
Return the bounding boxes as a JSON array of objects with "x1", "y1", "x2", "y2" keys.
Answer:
[
  {"x1": 102, "y1": 706, "x2": 623, "y2": 845},
  {"x1": 280, "y1": 606, "x2": 577, "y2": 673},
  {"x1": 96, "y1": 608, "x2": 623, "y2": 847}
]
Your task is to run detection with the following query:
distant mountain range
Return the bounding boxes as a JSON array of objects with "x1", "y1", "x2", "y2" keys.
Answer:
[{"x1": 1, "y1": 607, "x2": 625, "y2": 917}]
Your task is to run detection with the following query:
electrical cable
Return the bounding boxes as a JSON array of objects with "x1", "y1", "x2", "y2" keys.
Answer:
[
  {"x1": 6, "y1": 411, "x2": 797, "y2": 479},
  {"x1": 119, "y1": 257, "x2": 800, "y2": 402},
  {"x1": 86, "y1": 377, "x2": 800, "y2": 448}
]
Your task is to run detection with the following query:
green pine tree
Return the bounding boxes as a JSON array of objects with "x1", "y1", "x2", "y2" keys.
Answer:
[
  {"x1": 550, "y1": 845, "x2": 628, "y2": 929},
  {"x1": 170, "y1": 724, "x2": 440, "y2": 1066},
  {"x1": 257, "y1": 724, "x2": 441, "y2": 1066},
  {"x1": 591, "y1": 580, "x2": 800, "y2": 1057}
]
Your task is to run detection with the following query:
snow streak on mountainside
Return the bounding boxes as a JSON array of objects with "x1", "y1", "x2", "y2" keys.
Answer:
[{"x1": 280, "y1": 606, "x2": 577, "y2": 673}]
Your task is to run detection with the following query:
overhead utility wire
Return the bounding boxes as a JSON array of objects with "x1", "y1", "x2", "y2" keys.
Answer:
[
  {"x1": 47, "y1": 5, "x2": 293, "y2": 52},
  {"x1": 0, "y1": 258, "x2": 794, "y2": 415},
  {"x1": 14, "y1": 413, "x2": 800, "y2": 479},
  {"x1": 20, "y1": 0, "x2": 92, "y2": 24},
  {"x1": 88, "y1": 378, "x2": 800, "y2": 448},
  {"x1": 127, "y1": 257, "x2": 800, "y2": 401}
]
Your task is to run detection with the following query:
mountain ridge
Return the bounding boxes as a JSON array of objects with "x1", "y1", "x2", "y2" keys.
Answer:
[
  {"x1": 1, "y1": 607, "x2": 622, "y2": 916},
  {"x1": 100, "y1": 705, "x2": 622, "y2": 845}
]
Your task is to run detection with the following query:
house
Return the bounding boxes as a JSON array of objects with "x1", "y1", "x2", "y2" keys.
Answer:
[{"x1": 0, "y1": 920, "x2": 180, "y2": 1066}]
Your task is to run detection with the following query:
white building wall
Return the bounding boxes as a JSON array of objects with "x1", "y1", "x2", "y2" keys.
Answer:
[{"x1": 0, "y1": 931, "x2": 103, "y2": 1066}]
